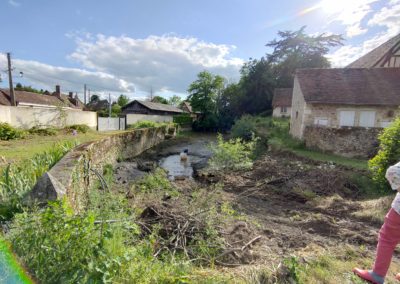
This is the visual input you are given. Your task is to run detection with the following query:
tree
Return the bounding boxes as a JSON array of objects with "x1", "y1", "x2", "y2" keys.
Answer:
[
  {"x1": 152, "y1": 96, "x2": 169, "y2": 104},
  {"x1": 188, "y1": 71, "x2": 224, "y2": 130},
  {"x1": 117, "y1": 94, "x2": 129, "y2": 107},
  {"x1": 90, "y1": 94, "x2": 100, "y2": 103},
  {"x1": 266, "y1": 26, "x2": 343, "y2": 87},
  {"x1": 14, "y1": 83, "x2": 44, "y2": 94},
  {"x1": 168, "y1": 95, "x2": 182, "y2": 106}
]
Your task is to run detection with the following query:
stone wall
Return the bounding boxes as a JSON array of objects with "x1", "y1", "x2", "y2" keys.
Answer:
[
  {"x1": 303, "y1": 126, "x2": 382, "y2": 158},
  {"x1": 290, "y1": 77, "x2": 308, "y2": 139},
  {"x1": 28, "y1": 126, "x2": 176, "y2": 211}
]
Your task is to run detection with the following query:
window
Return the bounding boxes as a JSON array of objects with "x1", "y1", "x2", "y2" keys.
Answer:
[
  {"x1": 314, "y1": 117, "x2": 328, "y2": 126},
  {"x1": 280, "y1": 106, "x2": 287, "y2": 113},
  {"x1": 359, "y1": 111, "x2": 376, "y2": 128},
  {"x1": 339, "y1": 110, "x2": 355, "y2": 127}
]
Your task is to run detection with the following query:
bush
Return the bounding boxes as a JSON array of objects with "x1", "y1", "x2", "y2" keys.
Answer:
[
  {"x1": 66, "y1": 124, "x2": 90, "y2": 133},
  {"x1": 369, "y1": 118, "x2": 400, "y2": 191},
  {"x1": 28, "y1": 126, "x2": 58, "y2": 136},
  {"x1": 231, "y1": 115, "x2": 258, "y2": 140},
  {"x1": 133, "y1": 168, "x2": 178, "y2": 195},
  {"x1": 173, "y1": 114, "x2": 193, "y2": 125},
  {"x1": 127, "y1": 120, "x2": 159, "y2": 129},
  {"x1": 0, "y1": 123, "x2": 25, "y2": 140},
  {"x1": 208, "y1": 134, "x2": 258, "y2": 171}
]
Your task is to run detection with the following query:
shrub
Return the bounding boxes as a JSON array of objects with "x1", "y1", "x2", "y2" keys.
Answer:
[
  {"x1": 231, "y1": 114, "x2": 258, "y2": 140},
  {"x1": 0, "y1": 123, "x2": 25, "y2": 140},
  {"x1": 132, "y1": 168, "x2": 178, "y2": 195},
  {"x1": 173, "y1": 114, "x2": 193, "y2": 125},
  {"x1": 65, "y1": 124, "x2": 90, "y2": 133},
  {"x1": 369, "y1": 118, "x2": 400, "y2": 191},
  {"x1": 127, "y1": 120, "x2": 159, "y2": 129},
  {"x1": 208, "y1": 134, "x2": 258, "y2": 171},
  {"x1": 28, "y1": 126, "x2": 57, "y2": 136}
]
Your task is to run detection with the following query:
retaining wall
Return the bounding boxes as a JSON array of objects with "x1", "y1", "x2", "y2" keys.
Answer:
[
  {"x1": 303, "y1": 125, "x2": 381, "y2": 158},
  {"x1": 0, "y1": 105, "x2": 97, "y2": 129},
  {"x1": 28, "y1": 126, "x2": 176, "y2": 211}
]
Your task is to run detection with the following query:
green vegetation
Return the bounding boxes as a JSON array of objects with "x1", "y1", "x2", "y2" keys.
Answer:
[
  {"x1": 0, "y1": 141, "x2": 76, "y2": 220},
  {"x1": 65, "y1": 124, "x2": 90, "y2": 134},
  {"x1": 369, "y1": 117, "x2": 400, "y2": 191},
  {"x1": 132, "y1": 168, "x2": 178, "y2": 195},
  {"x1": 127, "y1": 120, "x2": 175, "y2": 130},
  {"x1": 15, "y1": 83, "x2": 44, "y2": 94},
  {"x1": 0, "y1": 123, "x2": 25, "y2": 141},
  {"x1": 173, "y1": 113, "x2": 193, "y2": 126},
  {"x1": 208, "y1": 134, "x2": 257, "y2": 171},
  {"x1": 28, "y1": 126, "x2": 58, "y2": 136}
]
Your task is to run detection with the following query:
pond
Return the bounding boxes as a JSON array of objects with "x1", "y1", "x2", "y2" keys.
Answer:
[{"x1": 0, "y1": 238, "x2": 32, "y2": 284}]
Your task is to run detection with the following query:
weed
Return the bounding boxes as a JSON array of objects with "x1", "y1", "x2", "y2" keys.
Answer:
[
  {"x1": 0, "y1": 123, "x2": 25, "y2": 140},
  {"x1": 65, "y1": 124, "x2": 90, "y2": 134},
  {"x1": 28, "y1": 126, "x2": 58, "y2": 136}
]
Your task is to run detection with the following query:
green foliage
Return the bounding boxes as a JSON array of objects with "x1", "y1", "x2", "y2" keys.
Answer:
[
  {"x1": 28, "y1": 126, "x2": 57, "y2": 136},
  {"x1": 15, "y1": 83, "x2": 44, "y2": 94},
  {"x1": 0, "y1": 123, "x2": 25, "y2": 140},
  {"x1": 284, "y1": 256, "x2": 302, "y2": 283},
  {"x1": 208, "y1": 134, "x2": 257, "y2": 171},
  {"x1": 0, "y1": 141, "x2": 75, "y2": 220},
  {"x1": 133, "y1": 168, "x2": 178, "y2": 196},
  {"x1": 90, "y1": 94, "x2": 100, "y2": 103},
  {"x1": 188, "y1": 71, "x2": 224, "y2": 131},
  {"x1": 152, "y1": 95, "x2": 169, "y2": 104},
  {"x1": 127, "y1": 120, "x2": 173, "y2": 129},
  {"x1": 173, "y1": 114, "x2": 193, "y2": 126},
  {"x1": 117, "y1": 94, "x2": 129, "y2": 107},
  {"x1": 65, "y1": 124, "x2": 90, "y2": 133},
  {"x1": 369, "y1": 118, "x2": 400, "y2": 191},
  {"x1": 231, "y1": 114, "x2": 258, "y2": 140},
  {"x1": 168, "y1": 95, "x2": 182, "y2": 106}
]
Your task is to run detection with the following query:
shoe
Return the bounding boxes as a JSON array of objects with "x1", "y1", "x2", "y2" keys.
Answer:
[{"x1": 352, "y1": 268, "x2": 384, "y2": 284}]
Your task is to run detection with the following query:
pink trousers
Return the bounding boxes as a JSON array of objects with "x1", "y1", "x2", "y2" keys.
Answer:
[{"x1": 373, "y1": 208, "x2": 400, "y2": 277}]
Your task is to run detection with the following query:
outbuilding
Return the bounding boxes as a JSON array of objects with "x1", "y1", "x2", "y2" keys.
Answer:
[{"x1": 272, "y1": 88, "x2": 292, "y2": 118}]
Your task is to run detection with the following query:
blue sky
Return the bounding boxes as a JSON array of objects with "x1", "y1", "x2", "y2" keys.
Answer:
[{"x1": 0, "y1": 0, "x2": 399, "y2": 101}]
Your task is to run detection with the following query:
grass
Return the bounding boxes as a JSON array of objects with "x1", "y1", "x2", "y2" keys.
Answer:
[{"x1": 0, "y1": 130, "x2": 118, "y2": 162}]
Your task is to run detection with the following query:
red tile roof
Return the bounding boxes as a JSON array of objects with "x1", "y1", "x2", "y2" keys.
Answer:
[
  {"x1": 347, "y1": 33, "x2": 400, "y2": 68},
  {"x1": 296, "y1": 68, "x2": 400, "y2": 106},
  {"x1": 272, "y1": 88, "x2": 292, "y2": 107},
  {"x1": 0, "y1": 89, "x2": 83, "y2": 109}
]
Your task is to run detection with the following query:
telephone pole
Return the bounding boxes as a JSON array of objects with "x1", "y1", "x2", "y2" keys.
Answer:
[
  {"x1": 6, "y1": 53, "x2": 16, "y2": 106},
  {"x1": 108, "y1": 93, "x2": 111, "y2": 118},
  {"x1": 88, "y1": 88, "x2": 91, "y2": 102},
  {"x1": 83, "y1": 84, "x2": 87, "y2": 105}
]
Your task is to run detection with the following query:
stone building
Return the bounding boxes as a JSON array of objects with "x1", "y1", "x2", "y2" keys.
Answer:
[
  {"x1": 289, "y1": 68, "x2": 400, "y2": 157},
  {"x1": 272, "y1": 88, "x2": 292, "y2": 118}
]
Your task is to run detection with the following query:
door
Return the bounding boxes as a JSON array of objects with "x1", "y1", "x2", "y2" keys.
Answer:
[
  {"x1": 339, "y1": 110, "x2": 355, "y2": 127},
  {"x1": 359, "y1": 111, "x2": 376, "y2": 127}
]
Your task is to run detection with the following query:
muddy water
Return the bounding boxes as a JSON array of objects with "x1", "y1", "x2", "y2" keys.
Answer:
[{"x1": 114, "y1": 133, "x2": 215, "y2": 183}]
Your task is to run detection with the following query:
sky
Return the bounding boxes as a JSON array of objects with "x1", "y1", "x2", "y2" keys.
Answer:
[{"x1": 0, "y1": 0, "x2": 399, "y2": 101}]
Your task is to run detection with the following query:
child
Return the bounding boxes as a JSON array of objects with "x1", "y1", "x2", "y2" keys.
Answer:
[{"x1": 353, "y1": 162, "x2": 400, "y2": 284}]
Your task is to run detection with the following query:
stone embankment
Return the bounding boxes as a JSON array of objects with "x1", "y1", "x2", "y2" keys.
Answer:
[{"x1": 28, "y1": 126, "x2": 176, "y2": 211}]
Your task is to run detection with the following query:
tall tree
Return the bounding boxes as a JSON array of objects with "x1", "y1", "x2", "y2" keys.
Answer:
[
  {"x1": 266, "y1": 26, "x2": 343, "y2": 87},
  {"x1": 117, "y1": 94, "x2": 129, "y2": 107},
  {"x1": 168, "y1": 95, "x2": 182, "y2": 106},
  {"x1": 188, "y1": 71, "x2": 224, "y2": 130}
]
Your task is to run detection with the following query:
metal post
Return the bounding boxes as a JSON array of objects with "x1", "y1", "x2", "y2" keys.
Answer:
[{"x1": 7, "y1": 53, "x2": 16, "y2": 106}]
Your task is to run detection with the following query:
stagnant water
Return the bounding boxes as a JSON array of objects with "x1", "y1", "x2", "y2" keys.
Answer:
[
  {"x1": 159, "y1": 154, "x2": 205, "y2": 180},
  {"x1": 0, "y1": 238, "x2": 32, "y2": 284}
]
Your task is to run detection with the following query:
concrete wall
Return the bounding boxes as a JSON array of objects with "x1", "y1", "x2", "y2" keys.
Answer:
[
  {"x1": 303, "y1": 126, "x2": 382, "y2": 158},
  {"x1": 0, "y1": 105, "x2": 97, "y2": 129},
  {"x1": 126, "y1": 114, "x2": 173, "y2": 125},
  {"x1": 28, "y1": 125, "x2": 177, "y2": 211},
  {"x1": 273, "y1": 107, "x2": 292, "y2": 118}
]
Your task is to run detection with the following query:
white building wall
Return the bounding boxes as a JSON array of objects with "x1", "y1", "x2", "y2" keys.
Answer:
[
  {"x1": 126, "y1": 114, "x2": 173, "y2": 125},
  {"x1": 273, "y1": 107, "x2": 292, "y2": 118},
  {"x1": 0, "y1": 105, "x2": 97, "y2": 129}
]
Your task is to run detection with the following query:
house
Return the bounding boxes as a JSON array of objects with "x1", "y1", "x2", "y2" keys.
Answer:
[
  {"x1": 180, "y1": 101, "x2": 199, "y2": 119},
  {"x1": 272, "y1": 88, "x2": 292, "y2": 118},
  {"x1": 121, "y1": 100, "x2": 183, "y2": 124},
  {"x1": 289, "y1": 68, "x2": 400, "y2": 157},
  {"x1": 85, "y1": 99, "x2": 110, "y2": 112},
  {"x1": 347, "y1": 33, "x2": 400, "y2": 68},
  {"x1": 0, "y1": 85, "x2": 83, "y2": 109}
]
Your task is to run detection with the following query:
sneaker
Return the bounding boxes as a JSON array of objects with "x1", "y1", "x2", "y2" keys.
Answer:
[{"x1": 352, "y1": 268, "x2": 384, "y2": 284}]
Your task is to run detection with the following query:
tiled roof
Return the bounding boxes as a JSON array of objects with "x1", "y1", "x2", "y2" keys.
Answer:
[
  {"x1": 347, "y1": 33, "x2": 400, "y2": 68},
  {"x1": 272, "y1": 88, "x2": 292, "y2": 107},
  {"x1": 124, "y1": 100, "x2": 183, "y2": 113},
  {"x1": 296, "y1": 68, "x2": 400, "y2": 106},
  {"x1": 182, "y1": 101, "x2": 193, "y2": 113},
  {"x1": 0, "y1": 89, "x2": 82, "y2": 108}
]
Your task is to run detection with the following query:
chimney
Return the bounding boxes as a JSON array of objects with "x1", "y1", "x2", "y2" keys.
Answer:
[
  {"x1": 69, "y1": 92, "x2": 73, "y2": 98},
  {"x1": 74, "y1": 94, "x2": 79, "y2": 107},
  {"x1": 55, "y1": 85, "x2": 61, "y2": 99}
]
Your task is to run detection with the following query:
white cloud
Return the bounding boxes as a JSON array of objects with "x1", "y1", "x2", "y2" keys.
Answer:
[
  {"x1": 329, "y1": 0, "x2": 400, "y2": 66},
  {"x1": 69, "y1": 34, "x2": 243, "y2": 93},
  {"x1": 8, "y1": 0, "x2": 20, "y2": 7}
]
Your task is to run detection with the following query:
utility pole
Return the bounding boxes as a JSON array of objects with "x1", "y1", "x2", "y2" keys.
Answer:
[
  {"x1": 108, "y1": 93, "x2": 111, "y2": 118},
  {"x1": 83, "y1": 84, "x2": 87, "y2": 105},
  {"x1": 6, "y1": 53, "x2": 16, "y2": 106},
  {"x1": 88, "y1": 88, "x2": 91, "y2": 102}
]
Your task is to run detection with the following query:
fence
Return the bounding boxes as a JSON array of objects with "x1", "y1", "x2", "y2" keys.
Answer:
[
  {"x1": 0, "y1": 105, "x2": 97, "y2": 129},
  {"x1": 98, "y1": 117, "x2": 126, "y2": 131}
]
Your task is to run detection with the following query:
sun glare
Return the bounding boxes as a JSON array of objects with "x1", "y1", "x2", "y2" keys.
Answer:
[{"x1": 319, "y1": 0, "x2": 347, "y2": 14}]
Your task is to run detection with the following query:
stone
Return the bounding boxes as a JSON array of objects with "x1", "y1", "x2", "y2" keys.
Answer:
[{"x1": 26, "y1": 172, "x2": 67, "y2": 205}]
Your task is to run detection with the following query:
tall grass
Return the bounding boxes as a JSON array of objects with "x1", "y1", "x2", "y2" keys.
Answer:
[{"x1": 0, "y1": 141, "x2": 76, "y2": 220}]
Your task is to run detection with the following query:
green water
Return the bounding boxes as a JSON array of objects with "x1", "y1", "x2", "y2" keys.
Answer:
[{"x1": 0, "y1": 238, "x2": 32, "y2": 284}]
